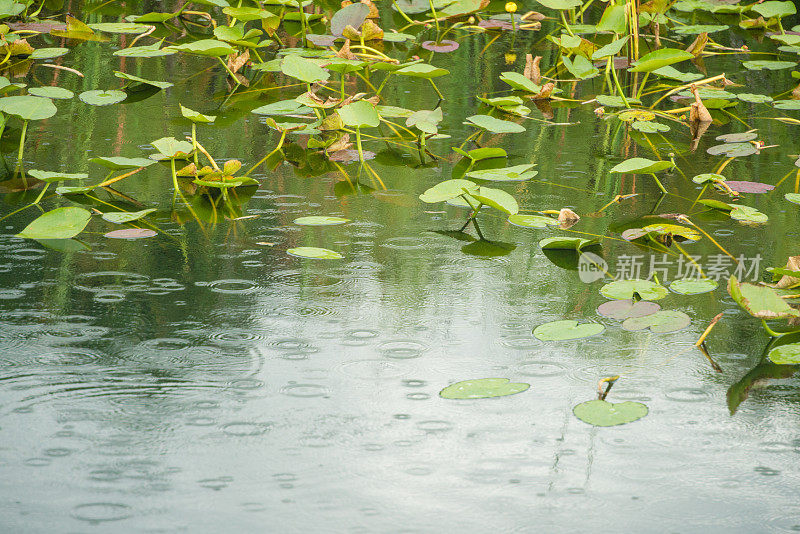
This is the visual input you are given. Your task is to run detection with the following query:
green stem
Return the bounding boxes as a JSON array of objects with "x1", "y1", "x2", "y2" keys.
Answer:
[
  {"x1": 356, "y1": 127, "x2": 364, "y2": 163},
  {"x1": 429, "y1": 78, "x2": 444, "y2": 100},
  {"x1": 171, "y1": 157, "x2": 179, "y2": 200},
  {"x1": 191, "y1": 123, "x2": 198, "y2": 167},
  {"x1": 32, "y1": 183, "x2": 49, "y2": 204},
  {"x1": 427, "y1": 0, "x2": 440, "y2": 34},
  {"x1": 636, "y1": 72, "x2": 649, "y2": 99},
  {"x1": 16, "y1": 119, "x2": 27, "y2": 166},
  {"x1": 649, "y1": 172, "x2": 668, "y2": 194},
  {"x1": 609, "y1": 59, "x2": 630, "y2": 108},
  {"x1": 560, "y1": 10, "x2": 574, "y2": 36},
  {"x1": 762, "y1": 319, "x2": 786, "y2": 338},
  {"x1": 245, "y1": 130, "x2": 286, "y2": 176}
]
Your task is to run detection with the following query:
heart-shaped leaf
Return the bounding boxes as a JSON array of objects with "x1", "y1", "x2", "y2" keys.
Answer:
[
  {"x1": 465, "y1": 114, "x2": 526, "y2": 133},
  {"x1": 469, "y1": 186, "x2": 519, "y2": 215},
  {"x1": 728, "y1": 276, "x2": 800, "y2": 319},
  {"x1": 338, "y1": 100, "x2": 380, "y2": 128},
  {"x1": 439, "y1": 378, "x2": 530, "y2": 399},
  {"x1": 629, "y1": 48, "x2": 694, "y2": 72},
  {"x1": 0, "y1": 95, "x2": 57, "y2": 120},
  {"x1": 420, "y1": 179, "x2": 478, "y2": 203},
  {"x1": 573, "y1": 400, "x2": 648, "y2": 426},
  {"x1": 16, "y1": 207, "x2": 91, "y2": 239},
  {"x1": 610, "y1": 157, "x2": 674, "y2": 174},
  {"x1": 508, "y1": 214, "x2": 559, "y2": 228},
  {"x1": 622, "y1": 310, "x2": 691, "y2": 332},
  {"x1": 533, "y1": 319, "x2": 605, "y2": 341},
  {"x1": 281, "y1": 54, "x2": 330, "y2": 83},
  {"x1": 600, "y1": 279, "x2": 668, "y2": 300},
  {"x1": 90, "y1": 156, "x2": 157, "y2": 170}
]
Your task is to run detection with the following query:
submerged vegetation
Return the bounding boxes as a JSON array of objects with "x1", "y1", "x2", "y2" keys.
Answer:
[{"x1": 0, "y1": 0, "x2": 799, "y2": 426}]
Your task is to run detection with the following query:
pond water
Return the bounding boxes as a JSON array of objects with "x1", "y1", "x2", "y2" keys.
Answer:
[{"x1": 1, "y1": 1, "x2": 800, "y2": 532}]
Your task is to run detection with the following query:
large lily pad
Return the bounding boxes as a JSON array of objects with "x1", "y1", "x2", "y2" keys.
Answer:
[
  {"x1": 0, "y1": 95, "x2": 57, "y2": 120},
  {"x1": 16, "y1": 207, "x2": 91, "y2": 239},
  {"x1": 670, "y1": 278, "x2": 718, "y2": 295},
  {"x1": 622, "y1": 310, "x2": 691, "y2": 333},
  {"x1": 338, "y1": 100, "x2": 380, "y2": 128},
  {"x1": 600, "y1": 279, "x2": 668, "y2": 300},
  {"x1": 439, "y1": 378, "x2": 530, "y2": 399},
  {"x1": 573, "y1": 400, "x2": 648, "y2": 426},
  {"x1": 629, "y1": 48, "x2": 694, "y2": 72},
  {"x1": 533, "y1": 319, "x2": 605, "y2": 341},
  {"x1": 79, "y1": 90, "x2": 127, "y2": 106},
  {"x1": 465, "y1": 114, "x2": 526, "y2": 133},
  {"x1": 610, "y1": 157, "x2": 674, "y2": 174},
  {"x1": 767, "y1": 343, "x2": 800, "y2": 365},
  {"x1": 728, "y1": 276, "x2": 800, "y2": 319}
]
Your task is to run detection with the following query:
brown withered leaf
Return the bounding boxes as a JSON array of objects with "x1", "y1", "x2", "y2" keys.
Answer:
[
  {"x1": 558, "y1": 208, "x2": 580, "y2": 229},
  {"x1": 328, "y1": 134, "x2": 352, "y2": 153},
  {"x1": 227, "y1": 49, "x2": 250, "y2": 74},
  {"x1": 773, "y1": 256, "x2": 800, "y2": 289},
  {"x1": 343, "y1": 19, "x2": 383, "y2": 41},
  {"x1": 689, "y1": 84, "x2": 712, "y2": 123},
  {"x1": 336, "y1": 39, "x2": 357, "y2": 60},
  {"x1": 524, "y1": 54, "x2": 542, "y2": 84},
  {"x1": 530, "y1": 82, "x2": 554, "y2": 101},
  {"x1": 686, "y1": 32, "x2": 708, "y2": 57}
]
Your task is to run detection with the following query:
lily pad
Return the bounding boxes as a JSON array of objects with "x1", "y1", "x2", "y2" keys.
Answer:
[
  {"x1": 785, "y1": 193, "x2": 800, "y2": 205},
  {"x1": 693, "y1": 173, "x2": 726, "y2": 184},
  {"x1": 338, "y1": 100, "x2": 380, "y2": 128},
  {"x1": 767, "y1": 343, "x2": 800, "y2": 365},
  {"x1": 421, "y1": 40, "x2": 459, "y2": 53},
  {"x1": 629, "y1": 48, "x2": 694, "y2": 73},
  {"x1": 742, "y1": 60, "x2": 796, "y2": 71},
  {"x1": 610, "y1": 157, "x2": 674, "y2": 174},
  {"x1": 114, "y1": 71, "x2": 173, "y2": 90},
  {"x1": 105, "y1": 228, "x2": 158, "y2": 239},
  {"x1": 632, "y1": 121, "x2": 670, "y2": 133},
  {"x1": 439, "y1": 378, "x2": 530, "y2": 399},
  {"x1": 573, "y1": 400, "x2": 648, "y2": 427},
  {"x1": 90, "y1": 156, "x2": 157, "y2": 170},
  {"x1": 597, "y1": 299, "x2": 661, "y2": 319},
  {"x1": 670, "y1": 278, "x2": 718, "y2": 295},
  {"x1": 102, "y1": 209, "x2": 157, "y2": 224},
  {"x1": 706, "y1": 142, "x2": 757, "y2": 157},
  {"x1": 0, "y1": 95, "x2": 57, "y2": 120},
  {"x1": 600, "y1": 279, "x2": 668, "y2": 300},
  {"x1": 533, "y1": 319, "x2": 605, "y2": 341},
  {"x1": 730, "y1": 206, "x2": 768, "y2": 223},
  {"x1": 28, "y1": 86, "x2": 74, "y2": 99},
  {"x1": 774, "y1": 100, "x2": 800, "y2": 110},
  {"x1": 30, "y1": 47, "x2": 69, "y2": 60},
  {"x1": 539, "y1": 237, "x2": 598, "y2": 250},
  {"x1": 16, "y1": 207, "x2": 91, "y2": 239},
  {"x1": 725, "y1": 181, "x2": 775, "y2": 193},
  {"x1": 622, "y1": 310, "x2": 691, "y2": 333},
  {"x1": 465, "y1": 114, "x2": 526, "y2": 133},
  {"x1": 287, "y1": 247, "x2": 343, "y2": 259},
  {"x1": 508, "y1": 214, "x2": 559, "y2": 228},
  {"x1": 79, "y1": 90, "x2": 127, "y2": 106},
  {"x1": 293, "y1": 216, "x2": 350, "y2": 226},
  {"x1": 728, "y1": 275, "x2": 800, "y2": 319},
  {"x1": 466, "y1": 164, "x2": 537, "y2": 182},
  {"x1": 27, "y1": 170, "x2": 88, "y2": 182}
]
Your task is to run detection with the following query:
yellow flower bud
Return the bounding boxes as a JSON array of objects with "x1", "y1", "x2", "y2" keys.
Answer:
[
  {"x1": 505, "y1": 1, "x2": 518, "y2": 13},
  {"x1": 505, "y1": 52, "x2": 517, "y2": 64}
]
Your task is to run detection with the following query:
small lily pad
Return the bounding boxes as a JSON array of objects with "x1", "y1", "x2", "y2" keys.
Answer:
[
  {"x1": 622, "y1": 310, "x2": 691, "y2": 332},
  {"x1": 693, "y1": 173, "x2": 726, "y2": 184},
  {"x1": 79, "y1": 90, "x2": 127, "y2": 106},
  {"x1": 533, "y1": 319, "x2": 605, "y2": 341},
  {"x1": 725, "y1": 181, "x2": 775, "y2": 193},
  {"x1": 28, "y1": 86, "x2": 74, "y2": 99},
  {"x1": 287, "y1": 247, "x2": 343, "y2": 259},
  {"x1": 600, "y1": 279, "x2": 668, "y2": 300},
  {"x1": 539, "y1": 237, "x2": 598, "y2": 250},
  {"x1": 730, "y1": 206, "x2": 768, "y2": 223},
  {"x1": 597, "y1": 299, "x2": 661, "y2": 319},
  {"x1": 767, "y1": 343, "x2": 800, "y2": 365},
  {"x1": 508, "y1": 214, "x2": 559, "y2": 228},
  {"x1": 742, "y1": 60, "x2": 796, "y2": 71},
  {"x1": 573, "y1": 400, "x2": 648, "y2": 427},
  {"x1": 774, "y1": 100, "x2": 800, "y2": 110},
  {"x1": 104, "y1": 228, "x2": 157, "y2": 239},
  {"x1": 421, "y1": 40, "x2": 459, "y2": 53},
  {"x1": 293, "y1": 216, "x2": 350, "y2": 226},
  {"x1": 785, "y1": 193, "x2": 800, "y2": 205},
  {"x1": 632, "y1": 121, "x2": 670, "y2": 133},
  {"x1": 465, "y1": 114, "x2": 526, "y2": 134},
  {"x1": 439, "y1": 378, "x2": 530, "y2": 399},
  {"x1": 670, "y1": 278, "x2": 718, "y2": 295},
  {"x1": 466, "y1": 164, "x2": 537, "y2": 182},
  {"x1": 102, "y1": 209, "x2": 157, "y2": 224}
]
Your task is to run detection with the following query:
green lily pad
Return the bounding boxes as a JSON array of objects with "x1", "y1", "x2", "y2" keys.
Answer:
[
  {"x1": 670, "y1": 278, "x2": 718, "y2": 295},
  {"x1": 610, "y1": 157, "x2": 674, "y2": 174},
  {"x1": 622, "y1": 310, "x2": 691, "y2": 333},
  {"x1": 706, "y1": 142, "x2": 757, "y2": 157},
  {"x1": 692, "y1": 173, "x2": 726, "y2": 184},
  {"x1": 785, "y1": 193, "x2": 800, "y2": 205},
  {"x1": 16, "y1": 207, "x2": 91, "y2": 239},
  {"x1": 420, "y1": 179, "x2": 478, "y2": 203},
  {"x1": 600, "y1": 279, "x2": 668, "y2": 300},
  {"x1": 439, "y1": 378, "x2": 530, "y2": 399},
  {"x1": 508, "y1": 214, "x2": 559, "y2": 228},
  {"x1": 629, "y1": 48, "x2": 694, "y2": 73},
  {"x1": 281, "y1": 54, "x2": 330, "y2": 83},
  {"x1": 469, "y1": 186, "x2": 519, "y2": 215},
  {"x1": 79, "y1": 90, "x2": 127, "y2": 106},
  {"x1": 89, "y1": 22, "x2": 153, "y2": 34},
  {"x1": 742, "y1": 60, "x2": 796, "y2": 71},
  {"x1": 728, "y1": 275, "x2": 800, "y2": 319},
  {"x1": 28, "y1": 86, "x2": 74, "y2": 100},
  {"x1": 0, "y1": 95, "x2": 57, "y2": 120},
  {"x1": 539, "y1": 237, "x2": 599, "y2": 250},
  {"x1": 537, "y1": 0, "x2": 582, "y2": 10},
  {"x1": 452, "y1": 147, "x2": 507, "y2": 161},
  {"x1": 252, "y1": 99, "x2": 311, "y2": 116},
  {"x1": 737, "y1": 93, "x2": 773, "y2": 104},
  {"x1": 465, "y1": 114, "x2": 526, "y2": 133},
  {"x1": 287, "y1": 247, "x2": 343, "y2": 259},
  {"x1": 180, "y1": 105, "x2": 216, "y2": 124},
  {"x1": 338, "y1": 100, "x2": 380, "y2": 128},
  {"x1": 652, "y1": 65, "x2": 703, "y2": 82},
  {"x1": 595, "y1": 95, "x2": 642, "y2": 108},
  {"x1": 90, "y1": 156, "x2": 157, "y2": 170},
  {"x1": 573, "y1": 400, "x2": 648, "y2": 426},
  {"x1": 631, "y1": 121, "x2": 670, "y2": 133},
  {"x1": 293, "y1": 216, "x2": 350, "y2": 226},
  {"x1": 114, "y1": 42, "x2": 175, "y2": 58},
  {"x1": 750, "y1": 0, "x2": 796, "y2": 19},
  {"x1": 169, "y1": 39, "x2": 236, "y2": 57},
  {"x1": 395, "y1": 63, "x2": 449, "y2": 78},
  {"x1": 114, "y1": 71, "x2": 173, "y2": 90},
  {"x1": 101, "y1": 209, "x2": 157, "y2": 224},
  {"x1": 730, "y1": 206, "x2": 768, "y2": 223},
  {"x1": 30, "y1": 47, "x2": 69, "y2": 60},
  {"x1": 151, "y1": 137, "x2": 193, "y2": 158},
  {"x1": 533, "y1": 319, "x2": 605, "y2": 341},
  {"x1": 774, "y1": 100, "x2": 800, "y2": 110},
  {"x1": 27, "y1": 170, "x2": 88, "y2": 182},
  {"x1": 597, "y1": 299, "x2": 660, "y2": 319},
  {"x1": 767, "y1": 343, "x2": 800, "y2": 365},
  {"x1": 499, "y1": 71, "x2": 542, "y2": 93},
  {"x1": 672, "y1": 24, "x2": 728, "y2": 34}
]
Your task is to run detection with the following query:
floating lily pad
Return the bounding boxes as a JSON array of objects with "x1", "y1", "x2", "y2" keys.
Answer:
[
  {"x1": 28, "y1": 86, "x2": 74, "y2": 99},
  {"x1": 774, "y1": 100, "x2": 800, "y2": 110},
  {"x1": 610, "y1": 157, "x2": 674, "y2": 174},
  {"x1": 105, "y1": 228, "x2": 157, "y2": 239},
  {"x1": 114, "y1": 71, "x2": 173, "y2": 90},
  {"x1": 692, "y1": 173, "x2": 726, "y2": 184},
  {"x1": 622, "y1": 310, "x2": 691, "y2": 332},
  {"x1": 600, "y1": 279, "x2": 668, "y2": 300},
  {"x1": 466, "y1": 164, "x2": 537, "y2": 182},
  {"x1": 90, "y1": 156, "x2": 157, "y2": 170},
  {"x1": 0, "y1": 95, "x2": 57, "y2": 120},
  {"x1": 725, "y1": 181, "x2": 775, "y2": 193},
  {"x1": 742, "y1": 60, "x2": 796, "y2": 71},
  {"x1": 767, "y1": 343, "x2": 800, "y2": 365},
  {"x1": 670, "y1": 278, "x2": 718, "y2": 295},
  {"x1": 30, "y1": 47, "x2": 69, "y2": 60},
  {"x1": 785, "y1": 193, "x2": 800, "y2": 205},
  {"x1": 508, "y1": 214, "x2": 559, "y2": 228},
  {"x1": 421, "y1": 40, "x2": 460, "y2": 53},
  {"x1": 629, "y1": 48, "x2": 694, "y2": 73},
  {"x1": 465, "y1": 114, "x2": 526, "y2": 133},
  {"x1": 287, "y1": 247, "x2": 343, "y2": 259},
  {"x1": 672, "y1": 24, "x2": 728, "y2": 34},
  {"x1": 730, "y1": 206, "x2": 768, "y2": 223},
  {"x1": 728, "y1": 275, "x2": 800, "y2": 319},
  {"x1": 439, "y1": 378, "x2": 530, "y2": 399},
  {"x1": 293, "y1": 216, "x2": 350, "y2": 226},
  {"x1": 632, "y1": 121, "x2": 670, "y2": 133},
  {"x1": 16, "y1": 207, "x2": 91, "y2": 239},
  {"x1": 533, "y1": 319, "x2": 605, "y2": 341},
  {"x1": 79, "y1": 90, "x2": 127, "y2": 106},
  {"x1": 595, "y1": 95, "x2": 642, "y2": 108},
  {"x1": 453, "y1": 147, "x2": 507, "y2": 161},
  {"x1": 706, "y1": 142, "x2": 757, "y2": 157},
  {"x1": 27, "y1": 170, "x2": 87, "y2": 182},
  {"x1": 102, "y1": 209, "x2": 157, "y2": 224},
  {"x1": 737, "y1": 93, "x2": 773, "y2": 104},
  {"x1": 619, "y1": 110, "x2": 654, "y2": 122},
  {"x1": 597, "y1": 299, "x2": 661, "y2": 319},
  {"x1": 573, "y1": 400, "x2": 648, "y2": 427},
  {"x1": 539, "y1": 237, "x2": 599, "y2": 250}
]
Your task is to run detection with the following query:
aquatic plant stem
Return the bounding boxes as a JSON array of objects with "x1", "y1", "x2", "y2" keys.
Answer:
[
  {"x1": 245, "y1": 130, "x2": 286, "y2": 176},
  {"x1": 191, "y1": 123, "x2": 199, "y2": 167},
  {"x1": 391, "y1": 0, "x2": 415, "y2": 24},
  {"x1": 649, "y1": 172, "x2": 668, "y2": 194},
  {"x1": 560, "y1": 10, "x2": 574, "y2": 36},
  {"x1": 16, "y1": 120, "x2": 28, "y2": 167},
  {"x1": 427, "y1": 0, "x2": 441, "y2": 34},
  {"x1": 761, "y1": 319, "x2": 787, "y2": 338},
  {"x1": 609, "y1": 59, "x2": 630, "y2": 108}
]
